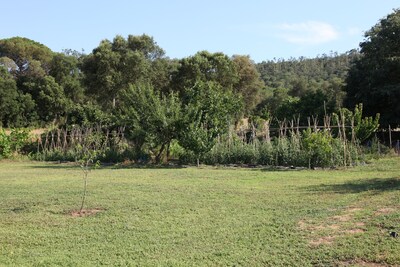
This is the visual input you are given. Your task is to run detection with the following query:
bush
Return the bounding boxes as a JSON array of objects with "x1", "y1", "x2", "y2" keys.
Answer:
[
  {"x1": 0, "y1": 129, "x2": 30, "y2": 159},
  {"x1": 302, "y1": 129, "x2": 334, "y2": 168}
]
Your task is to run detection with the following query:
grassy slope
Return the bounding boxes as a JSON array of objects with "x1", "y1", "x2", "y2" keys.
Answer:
[{"x1": 0, "y1": 158, "x2": 399, "y2": 266}]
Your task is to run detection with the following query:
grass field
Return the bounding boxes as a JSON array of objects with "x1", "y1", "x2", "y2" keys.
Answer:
[{"x1": 0, "y1": 158, "x2": 399, "y2": 266}]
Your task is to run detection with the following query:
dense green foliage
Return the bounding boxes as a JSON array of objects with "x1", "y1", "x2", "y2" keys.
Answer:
[
  {"x1": 345, "y1": 9, "x2": 400, "y2": 127},
  {"x1": 256, "y1": 51, "x2": 359, "y2": 122},
  {"x1": 119, "y1": 83, "x2": 183, "y2": 162},
  {"x1": 0, "y1": 129, "x2": 29, "y2": 159},
  {"x1": 0, "y1": 158, "x2": 399, "y2": 265},
  {"x1": 1, "y1": 9, "x2": 399, "y2": 164}
]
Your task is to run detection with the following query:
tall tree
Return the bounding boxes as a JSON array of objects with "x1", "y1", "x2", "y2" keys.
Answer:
[
  {"x1": 0, "y1": 37, "x2": 53, "y2": 77},
  {"x1": 231, "y1": 55, "x2": 264, "y2": 114},
  {"x1": 345, "y1": 9, "x2": 400, "y2": 127},
  {"x1": 50, "y1": 50, "x2": 85, "y2": 103},
  {"x1": 22, "y1": 76, "x2": 69, "y2": 123},
  {"x1": 172, "y1": 51, "x2": 238, "y2": 94},
  {"x1": 178, "y1": 81, "x2": 242, "y2": 165},
  {"x1": 0, "y1": 67, "x2": 21, "y2": 126},
  {"x1": 118, "y1": 83, "x2": 183, "y2": 162},
  {"x1": 81, "y1": 34, "x2": 166, "y2": 110},
  {"x1": 0, "y1": 66, "x2": 36, "y2": 127}
]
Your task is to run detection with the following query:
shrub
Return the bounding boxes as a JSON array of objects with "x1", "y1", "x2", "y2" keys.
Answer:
[
  {"x1": 0, "y1": 129, "x2": 30, "y2": 159},
  {"x1": 302, "y1": 129, "x2": 334, "y2": 168}
]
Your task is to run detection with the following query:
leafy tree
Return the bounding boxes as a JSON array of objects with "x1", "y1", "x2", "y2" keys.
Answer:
[
  {"x1": 82, "y1": 34, "x2": 166, "y2": 110},
  {"x1": 0, "y1": 67, "x2": 36, "y2": 127},
  {"x1": 345, "y1": 9, "x2": 400, "y2": 127},
  {"x1": 127, "y1": 34, "x2": 165, "y2": 60},
  {"x1": 81, "y1": 38, "x2": 126, "y2": 109},
  {"x1": 50, "y1": 51, "x2": 85, "y2": 103},
  {"x1": 172, "y1": 51, "x2": 238, "y2": 94},
  {"x1": 67, "y1": 102, "x2": 113, "y2": 127},
  {"x1": 324, "y1": 77, "x2": 346, "y2": 109},
  {"x1": 150, "y1": 57, "x2": 179, "y2": 94},
  {"x1": 231, "y1": 55, "x2": 265, "y2": 114},
  {"x1": 296, "y1": 89, "x2": 335, "y2": 122},
  {"x1": 22, "y1": 76, "x2": 69, "y2": 123},
  {"x1": 119, "y1": 83, "x2": 183, "y2": 163},
  {"x1": 178, "y1": 81, "x2": 242, "y2": 165},
  {"x1": 0, "y1": 37, "x2": 53, "y2": 77},
  {"x1": 0, "y1": 67, "x2": 20, "y2": 126},
  {"x1": 256, "y1": 87, "x2": 299, "y2": 120}
]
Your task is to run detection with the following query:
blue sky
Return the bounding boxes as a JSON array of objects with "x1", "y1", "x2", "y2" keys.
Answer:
[{"x1": 1, "y1": 0, "x2": 399, "y2": 62}]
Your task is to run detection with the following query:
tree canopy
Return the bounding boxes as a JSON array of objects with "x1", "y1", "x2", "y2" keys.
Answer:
[
  {"x1": 345, "y1": 9, "x2": 400, "y2": 127},
  {"x1": 0, "y1": 37, "x2": 53, "y2": 76}
]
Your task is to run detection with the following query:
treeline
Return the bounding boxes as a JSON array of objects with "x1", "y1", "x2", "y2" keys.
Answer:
[
  {"x1": 0, "y1": 36, "x2": 263, "y2": 126},
  {"x1": 0, "y1": 38, "x2": 372, "y2": 128},
  {"x1": 0, "y1": 9, "x2": 399, "y2": 165},
  {"x1": 255, "y1": 51, "x2": 360, "y2": 124}
]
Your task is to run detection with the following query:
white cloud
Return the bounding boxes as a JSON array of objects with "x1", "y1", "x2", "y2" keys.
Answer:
[{"x1": 277, "y1": 21, "x2": 339, "y2": 45}]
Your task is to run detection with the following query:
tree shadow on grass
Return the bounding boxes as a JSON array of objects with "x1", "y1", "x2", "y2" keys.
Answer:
[
  {"x1": 257, "y1": 166, "x2": 308, "y2": 172},
  {"x1": 304, "y1": 177, "x2": 400, "y2": 194},
  {"x1": 29, "y1": 161, "x2": 187, "y2": 170},
  {"x1": 110, "y1": 163, "x2": 187, "y2": 170},
  {"x1": 29, "y1": 162, "x2": 78, "y2": 169}
]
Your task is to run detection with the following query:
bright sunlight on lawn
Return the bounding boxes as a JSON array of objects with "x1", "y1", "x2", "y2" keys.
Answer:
[{"x1": 0, "y1": 158, "x2": 399, "y2": 266}]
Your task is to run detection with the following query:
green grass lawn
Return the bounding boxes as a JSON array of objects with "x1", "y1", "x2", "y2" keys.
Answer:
[{"x1": 0, "y1": 158, "x2": 399, "y2": 266}]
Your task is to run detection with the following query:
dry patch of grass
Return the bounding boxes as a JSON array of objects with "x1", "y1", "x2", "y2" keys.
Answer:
[
  {"x1": 300, "y1": 206, "x2": 367, "y2": 247},
  {"x1": 70, "y1": 208, "x2": 105, "y2": 217},
  {"x1": 374, "y1": 207, "x2": 396, "y2": 216},
  {"x1": 309, "y1": 236, "x2": 336, "y2": 246}
]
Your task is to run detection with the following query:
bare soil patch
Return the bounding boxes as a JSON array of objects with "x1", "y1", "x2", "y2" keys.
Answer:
[
  {"x1": 300, "y1": 206, "x2": 367, "y2": 247},
  {"x1": 309, "y1": 236, "x2": 336, "y2": 246},
  {"x1": 343, "y1": 228, "x2": 365, "y2": 234},
  {"x1": 347, "y1": 207, "x2": 363, "y2": 213},
  {"x1": 375, "y1": 207, "x2": 396, "y2": 216},
  {"x1": 70, "y1": 208, "x2": 104, "y2": 217},
  {"x1": 333, "y1": 214, "x2": 352, "y2": 222}
]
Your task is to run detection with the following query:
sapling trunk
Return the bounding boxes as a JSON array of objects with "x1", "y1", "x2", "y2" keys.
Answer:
[{"x1": 79, "y1": 162, "x2": 89, "y2": 213}]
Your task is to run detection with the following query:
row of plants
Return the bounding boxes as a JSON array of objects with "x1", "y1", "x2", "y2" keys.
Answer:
[
  {"x1": 177, "y1": 130, "x2": 363, "y2": 168},
  {"x1": 0, "y1": 104, "x2": 385, "y2": 168},
  {"x1": 0, "y1": 125, "x2": 389, "y2": 168},
  {"x1": 31, "y1": 126, "x2": 134, "y2": 163}
]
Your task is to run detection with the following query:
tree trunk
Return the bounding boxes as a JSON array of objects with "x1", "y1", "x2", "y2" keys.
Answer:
[
  {"x1": 166, "y1": 142, "x2": 171, "y2": 163},
  {"x1": 155, "y1": 143, "x2": 166, "y2": 163}
]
